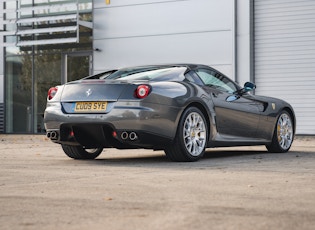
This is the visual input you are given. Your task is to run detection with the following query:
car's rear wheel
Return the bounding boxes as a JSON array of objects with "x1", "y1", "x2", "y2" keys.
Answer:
[
  {"x1": 165, "y1": 107, "x2": 208, "y2": 162},
  {"x1": 266, "y1": 110, "x2": 294, "y2": 153},
  {"x1": 61, "y1": 145, "x2": 103, "y2": 159}
]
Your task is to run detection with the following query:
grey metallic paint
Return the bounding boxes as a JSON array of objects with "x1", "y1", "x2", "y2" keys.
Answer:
[{"x1": 44, "y1": 64, "x2": 296, "y2": 150}]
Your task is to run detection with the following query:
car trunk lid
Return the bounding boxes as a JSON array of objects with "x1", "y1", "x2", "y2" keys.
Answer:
[
  {"x1": 60, "y1": 80, "x2": 129, "y2": 102},
  {"x1": 60, "y1": 80, "x2": 134, "y2": 114}
]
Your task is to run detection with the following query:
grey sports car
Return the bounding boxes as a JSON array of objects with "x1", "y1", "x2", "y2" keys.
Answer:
[{"x1": 44, "y1": 64, "x2": 295, "y2": 162}]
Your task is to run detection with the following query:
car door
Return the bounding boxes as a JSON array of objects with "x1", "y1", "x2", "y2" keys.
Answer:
[{"x1": 195, "y1": 68, "x2": 261, "y2": 138}]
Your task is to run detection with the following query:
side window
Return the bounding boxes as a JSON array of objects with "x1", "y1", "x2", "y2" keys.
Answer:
[
  {"x1": 195, "y1": 69, "x2": 237, "y2": 94},
  {"x1": 184, "y1": 71, "x2": 204, "y2": 85}
]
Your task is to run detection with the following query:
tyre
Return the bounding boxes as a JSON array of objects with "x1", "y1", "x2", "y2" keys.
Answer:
[
  {"x1": 266, "y1": 110, "x2": 294, "y2": 153},
  {"x1": 61, "y1": 145, "x2": 103, "y2": 159},
  {"x1": 165, "y1": 107, "x2": 208, "y2": 162}
]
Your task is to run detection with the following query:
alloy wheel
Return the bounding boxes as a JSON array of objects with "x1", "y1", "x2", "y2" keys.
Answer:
[
  {"x1": 277, "y1": 113, "x2": 293, "y2": 150},
  {"x1": 183, "y1": 112, "x2": 206, "y2": 156}
]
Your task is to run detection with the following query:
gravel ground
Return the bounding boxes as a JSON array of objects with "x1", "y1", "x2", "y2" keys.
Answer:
[{"x1": 0, "y1": 135, "x2": 315, "y2": 230}]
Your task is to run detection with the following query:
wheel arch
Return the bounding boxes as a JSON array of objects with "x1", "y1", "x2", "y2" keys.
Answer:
[
  {"x1": 282, "y1": 106, "x2": 296, "y2": 135},
  {"x1": 178, "y1": 101, "x2": 214, "y2": 146}
]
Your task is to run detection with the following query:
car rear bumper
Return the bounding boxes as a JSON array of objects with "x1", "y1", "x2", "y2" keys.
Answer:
[{"x1": 44, "y1": 101, "x2": 181, "y2": 149}]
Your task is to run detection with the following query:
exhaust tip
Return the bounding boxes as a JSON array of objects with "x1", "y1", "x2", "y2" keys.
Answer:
[
  {"x1": 121, "y1": 131, "x2": 128, "y2": 140},
  {"x1": 129, "y1": 132, "x2": 138, "y2": 141},
  {"x1": 120, "y1": 131, "x2": 138, "y2": 141},
  {"x1": 47, "y1": 131, "x2": 58, "y2": 140}
]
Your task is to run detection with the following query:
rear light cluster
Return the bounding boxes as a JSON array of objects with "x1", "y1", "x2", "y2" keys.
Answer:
[
  {"x1": 135, "y1": 85, "x2": 151, "y2": 99},
  {"x1": 47, "y1": 85, "x2": 150, "y2": 100},
  {"x1": 48, "y1": 87, "x2": 58, "y2": 100}
]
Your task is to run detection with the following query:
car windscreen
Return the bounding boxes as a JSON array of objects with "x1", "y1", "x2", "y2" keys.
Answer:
[{"x1": 99, "y1": 66, "x2": 187, "y2": 81}]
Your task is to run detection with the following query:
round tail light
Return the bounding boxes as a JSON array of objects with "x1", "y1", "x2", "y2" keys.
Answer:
[
  {"x1": 135, "y1": 85, "x2": 151, "y2": 99},
  {"x1": 48, "y1": 87, "x2": 58, "y2": 100}
]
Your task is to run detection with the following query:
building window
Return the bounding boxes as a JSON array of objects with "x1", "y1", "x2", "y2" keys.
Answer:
[{"x1": 3, "y1": 0, "x2": 93, "y2": 133}]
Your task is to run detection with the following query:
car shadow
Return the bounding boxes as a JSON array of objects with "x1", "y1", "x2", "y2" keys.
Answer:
[
  {"x1": 73, "y1": 148, "x2": 299, "y2": 168},
  {"x1": 58, "y1": 148, "x2": 309, "y2": 172},
  {"x1": 203, "y1": 149, "x2": 268, "y2": 159}
]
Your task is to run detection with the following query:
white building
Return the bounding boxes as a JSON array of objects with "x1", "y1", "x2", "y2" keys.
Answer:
[{"x1": 0, "y1": 0, "x2": 314, "y2": 135}]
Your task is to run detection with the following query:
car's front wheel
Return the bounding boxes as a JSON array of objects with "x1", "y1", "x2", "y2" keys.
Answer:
[
  {"x1": 266, "y1": 110, "x2": 294, "y2": 153},
  {"x1": 61, "y1": 145, "x2": 103, "y2": 159},
  {"x1": 165, "y1": 107, "x2": 208, "y2": 162}
]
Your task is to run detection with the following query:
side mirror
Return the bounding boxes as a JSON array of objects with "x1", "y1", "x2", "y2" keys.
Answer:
[
  {"x1": 244, "y1": 82, "x2": 256, "y2": 91},
  {"x1": 237, "y1": 82, "x2": 256, "y2": 95}
]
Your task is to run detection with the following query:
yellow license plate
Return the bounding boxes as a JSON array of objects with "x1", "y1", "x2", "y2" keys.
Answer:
[{"x1": 74, "y1": 102, "x2": 107, "y2": 113}]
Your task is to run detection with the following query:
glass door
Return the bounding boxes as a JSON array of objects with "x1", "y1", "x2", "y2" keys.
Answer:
[
  {"x1": 62, "y1": 51, "x2": 93, "y2": 84},
  {"x1": 35, "y1": 52, "x2": 92, "y2": 133}
]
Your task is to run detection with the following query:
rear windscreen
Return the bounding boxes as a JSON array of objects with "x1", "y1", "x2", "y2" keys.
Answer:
[{"x1": 92, "y1": 66, "x2": 187, "y2": 82}]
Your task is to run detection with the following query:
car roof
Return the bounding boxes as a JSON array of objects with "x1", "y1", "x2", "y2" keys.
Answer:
[
  {"x1": 136, "y1": 63, "x2": 206, "y2": 69},
  {"x1": 117, "y1": 63, "x2": 210, "y2": 72}
]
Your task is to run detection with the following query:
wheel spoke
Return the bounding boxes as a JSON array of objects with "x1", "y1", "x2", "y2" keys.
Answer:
[
  {"x1": 183, "y1": 112, "x2": 206, "y2": 156},
  {"x1": 277, "y1": 113, "x2": 293, "y2": 150}
]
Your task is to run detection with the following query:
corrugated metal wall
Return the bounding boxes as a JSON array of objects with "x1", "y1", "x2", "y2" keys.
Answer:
[
  {"x1": 0, "y1": 5, "x2": 3, "y2": 132},
  {"x1": 0, "y1": 104, "x2": 3, "y2": 133},
  {"x1": 254, "y1": 0, "x2": 315, "y2": 135},
  {"x1": 93, "y1": 0, "x2": 235, "y2": 77}
]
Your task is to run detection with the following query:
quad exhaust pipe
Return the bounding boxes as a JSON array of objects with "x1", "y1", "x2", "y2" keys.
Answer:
[
  {"x1": 48, "y1": 130, "x2": 137, "y2": 142},
  {"x1": 121, "y1": 131, "x2": 138, "y2": 141},
  {"x1": 47, "y1": 131, "x2": 58, "y2": 140}
]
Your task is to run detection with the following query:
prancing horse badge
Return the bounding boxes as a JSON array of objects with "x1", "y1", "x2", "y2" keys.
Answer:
[{"x1": 86, "y1": 89, "x2": 92, "y2": 97}]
